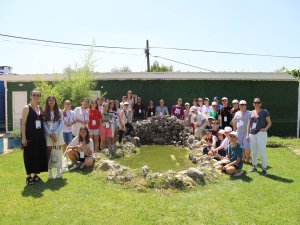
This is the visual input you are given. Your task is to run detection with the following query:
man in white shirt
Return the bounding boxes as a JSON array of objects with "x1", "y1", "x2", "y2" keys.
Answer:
[{"x1": 191, "y1": 106, "x2": 207, "y2": 139}]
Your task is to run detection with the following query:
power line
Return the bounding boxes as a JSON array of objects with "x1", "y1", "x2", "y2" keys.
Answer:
[
  {"x1": 1, "y1": 38, "x2": 143, "y2": 56},
  {"x1": 0, "y1": 33, "x2": 144, "y2": 50},
  {"x1": 151, "y1": 46, "x2": 300, "y2": 59},
  {"x1": 1, "y1": 33, "x2": 300, "y2": 59},
  {"x1": 151, "y1": 54, "x2": 214, "y2": 72}
]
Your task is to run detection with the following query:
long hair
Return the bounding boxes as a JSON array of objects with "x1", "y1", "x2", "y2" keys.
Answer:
[
  {"x1": 89, "y1": 99, "x2": 99, "y2": 110},
  {"x1": 63, "y1": 99, "x2": 72, "y2": 117},
  {"x1": 108, "y1": 100, "x2": 116, "y2": 112},
  {"x1": 44, "y1": 96, "x2": 61, "y2": 121},
  {"x1": 78, "y1": 126, "x2": 90, "y2": 144}
]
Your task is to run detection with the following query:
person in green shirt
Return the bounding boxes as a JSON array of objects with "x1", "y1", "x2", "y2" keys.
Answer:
[{"x1": 215, "y1": 131, "x2": 243, "y2": 176}]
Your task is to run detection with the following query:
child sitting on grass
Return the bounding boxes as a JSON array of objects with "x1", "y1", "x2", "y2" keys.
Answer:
[{"x1": 215, "y1": 131, "x2": 244, "y2": 177}]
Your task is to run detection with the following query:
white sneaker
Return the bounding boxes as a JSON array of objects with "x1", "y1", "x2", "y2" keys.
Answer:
[
  {"x1": 69, "y1": 164, "x2": 78, "y2": 171},
  {"x1": 233, "y1": 170, "x2": 244, "y2": 177},
  {"x1": 61, "y1": 167, "x2": 69, "y2": 173}
]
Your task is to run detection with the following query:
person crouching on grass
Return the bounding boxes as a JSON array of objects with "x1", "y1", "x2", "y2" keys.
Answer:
[
  {"x1": 66, "y1": 127, "x2": 94, "y2": 170},
  {"x1": 215, "y1": 131, "x2": 244, "y2": 177}
]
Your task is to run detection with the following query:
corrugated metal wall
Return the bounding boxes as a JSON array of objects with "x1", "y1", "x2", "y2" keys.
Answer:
[{"x1": 7, "y1": 79, "x2": 298, "y2": 137}]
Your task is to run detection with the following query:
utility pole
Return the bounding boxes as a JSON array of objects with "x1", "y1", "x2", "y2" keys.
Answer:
[{"x1": 145, "y1": 40, "x2": 150, "y2": 72}]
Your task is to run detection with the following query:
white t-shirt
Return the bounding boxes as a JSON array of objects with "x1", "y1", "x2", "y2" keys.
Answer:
[
  {"x1": 219, "y1": 137, "x2": 230, "y2": 150},
  {"x1": 69, "y1": 136, "x2": 95, "y2": 158},
  {"x1": 202, "y1": 105, "x2": 212, "y2": 117},
  {"x1": 192, "y1": 113, "x2": 207, "y2": 128},
  {"x1": 63, "y1": 110, "x2": 75, "y2": 133},
  {"x1": 72, "y1": 107, "x2": 89, "y2": 136}
]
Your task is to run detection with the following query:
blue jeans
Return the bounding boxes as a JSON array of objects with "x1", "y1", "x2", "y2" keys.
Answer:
[{"x1": 63, "y1": 132, "x2": 73, "y2": 145}]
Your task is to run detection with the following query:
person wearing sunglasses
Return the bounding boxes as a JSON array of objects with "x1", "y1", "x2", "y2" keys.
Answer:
[
  {"x1": 247, "y1": 98, "x2": 272, "y2": 176},
  {"x1": 21, "y1": 89, "x2": 48, "y2": 185}
]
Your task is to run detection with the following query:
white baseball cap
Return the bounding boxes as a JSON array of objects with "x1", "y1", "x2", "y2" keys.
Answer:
[
  {"x1": 239, "y1": 100, "x2": 247, "y2": 105},
  {"x1": 190, "y1": 106, "x2": 197, "y2": 111},
  {"x1": 222, "y1": 97, "x2": 228, "y2": 101},
  {"x1": 224, "y1": 126, "x2": 233, "y2": 133},
  {"x1": 185, "y1": 102, "x2": 190, "y2": 106},
  {"x1": 212, "y1": 101, "x2": 218, "y2": 106},
  {"x1": 218, "y1": 129, "x2": 225, "y2": 134},
  {"x1": 232, "y1": 99, "x2": 239, "y2": 104}
]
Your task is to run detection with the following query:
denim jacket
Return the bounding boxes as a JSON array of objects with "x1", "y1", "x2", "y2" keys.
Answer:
[{"x1": 44, "y1": 112, "x2": 64, "y2": 136}]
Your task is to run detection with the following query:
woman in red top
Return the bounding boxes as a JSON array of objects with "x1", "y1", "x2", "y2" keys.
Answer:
[{"x1": 88, "y1": 99, "x2": 101, "y2": 152}]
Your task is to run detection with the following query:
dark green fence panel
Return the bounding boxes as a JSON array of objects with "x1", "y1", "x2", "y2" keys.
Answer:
[{"x1": 96, "y1": 80, "x2": 298, "y2": 137}]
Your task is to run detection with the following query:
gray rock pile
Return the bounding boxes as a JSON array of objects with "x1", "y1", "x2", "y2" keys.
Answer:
[{"x1": 133, "y1": 115, "x2": 192, "y2": 145}]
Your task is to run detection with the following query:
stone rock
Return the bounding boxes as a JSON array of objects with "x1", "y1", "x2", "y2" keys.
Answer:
[
  {"x1": 187, "y1": 168, "x2": 204, "y2": 180},
  {"x1": 141, "y1": 165, "x2": 149, "y2": 176},
  {"x1": 132, "y1": 115, "x2": 191, "y2": 146},
  {"x1": 99, "y1": 160, "x2": 115, "y2": 171}
]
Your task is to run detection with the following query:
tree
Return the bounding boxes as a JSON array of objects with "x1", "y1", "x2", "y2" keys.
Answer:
[
  {"x1": 282, "y1": 66, "x2": 300, "y2": 79},
  {"x1": 150, "y1": 61, "x2": 173, "y2": 72},
  {"x1": 35, "y1": 45, "x2": 97, "y2": 108},
  {"x1": 111, "y1": 66, "x2": 132, "y2": 72}
]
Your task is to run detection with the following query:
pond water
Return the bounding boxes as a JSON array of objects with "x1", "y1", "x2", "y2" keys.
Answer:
[{"x1": 116, "y1": 145, "x2": 195, "y2": 172}]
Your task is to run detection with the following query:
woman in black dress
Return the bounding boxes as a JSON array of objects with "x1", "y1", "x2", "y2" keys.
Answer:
[{"x1": 21, "y1": 89, "x2": 48, "y2": 185}]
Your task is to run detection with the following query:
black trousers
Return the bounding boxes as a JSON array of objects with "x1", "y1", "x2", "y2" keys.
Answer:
[{"x1": 118, "y1": 123, "x2": 134, "y2": 143}]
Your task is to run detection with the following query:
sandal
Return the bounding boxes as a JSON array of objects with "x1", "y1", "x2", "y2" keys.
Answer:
[
  {"x1": 32, "y1": 175, "x2": 42, "y2": 183},
  {"x1": 26, "y1": 177, "x2": 34, "y2": 185}
]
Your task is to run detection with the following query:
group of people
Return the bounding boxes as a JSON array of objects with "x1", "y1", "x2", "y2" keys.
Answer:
[{"x1": 21, "y1": 88, "x2": 272, "y2": 185}]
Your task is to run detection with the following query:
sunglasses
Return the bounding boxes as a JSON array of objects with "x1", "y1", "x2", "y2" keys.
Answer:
[
  {"x1": 32, "y1": 94, "x2": 41, "y2": 97},
  {"x1": 254, "y1": 102, "x2": 261, "y2": 104},
  {"x1": 239, "y1": 104, "x2": 246, "y2": 106}
]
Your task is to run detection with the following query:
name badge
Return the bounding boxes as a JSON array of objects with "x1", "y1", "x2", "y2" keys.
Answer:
[
  {"x1": 238, "y1": 120, "x2": 244, "y2": 127},
  {"x1": 252, "y1": 122, "x2": 257, "y2": 130},
  {"x1": 185, "y1": 118, "x2": 189, "y2": 121},
  {"x1": 151, "y1": 112, "x2": 153, "y2": 116},
  {"x1": 139, "y1": 109, "x2": 142, "y2": 114},
  {"x1": 35, "y1": 120, "x2": 41, "y2": 129},
  {"x1": 105, "y1": 122, "x2": 109, "y2": 128},
  {"x1": 160, "y1": 112, "x2": 163, "y2": 116},
  {"x1": 224, "y1": 116, "x2": 227, "y2": 122},
  {"x1": 92, "y1": 120, "x2": 96, "y2": 126},
  {"x1": 80, "y1": 151, "x2": 85, "y2": 158}
]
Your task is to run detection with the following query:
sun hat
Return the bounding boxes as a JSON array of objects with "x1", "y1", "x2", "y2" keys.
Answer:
[
  {"x1": 232, "y1": 99, "x2": 239, "y2": 104},
  {"x1": 224, "y1": 126, "x2": 233, "y2": 133}
]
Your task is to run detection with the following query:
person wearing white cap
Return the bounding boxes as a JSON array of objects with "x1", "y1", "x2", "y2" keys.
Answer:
[
  {"x1": 232, "y1": 100, "x2": 251, "y2": 164},
  {"x1": 192, "y1": 106, "x2": 207, "y2": 139},
  {"x1": 220, "y1": 97, "x2": 232, "y2": 129},
  {"x1": 230, "y1": 99, "x2": 239, "y2": 121},
  {"x1": 118, "y1": 102, "x2": 133, "y2": 144},
  {"x1": 211, "y1": 126, "x2": 232, "y2": 157},
  {"x1": 209, "y1": 101, "x2": 220, "y2": 122},
  {"x1": 155, "y1": 99, "x2": 169, "y2": 117},
  {"x1": 247, "y1": 97, "x2": 272, "y2": 176},
  {"x1": 215, "y1": 131, "x2": 244, "y2": 176}
]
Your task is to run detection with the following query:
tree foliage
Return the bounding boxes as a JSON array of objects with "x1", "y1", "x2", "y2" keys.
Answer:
[
  {"x1": 35, "y1": 46, "x2": 97, "y2": 108},
  {"x1": 150, "y1": 61, "x2": 173, "y2": 72},
  {"x1": 111, "y1": 66, "x2": 132, "y2": 72},
  {"x1": 282, "y1": 66, "x2": 300, "y2": 79}
]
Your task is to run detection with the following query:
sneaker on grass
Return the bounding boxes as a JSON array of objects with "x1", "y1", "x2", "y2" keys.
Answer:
[
  {"x1": 249, "y1": 167, "x2": 257, "y2": 172},
  {"x1": 261, "y1": 170, "x2": 267, "y2": 176},
  {"x1": 233, "y1": 170, "x2": 244, "y2": 177},
  {"x1": 69, "y1": 164, "x2": 78, "y2": 171}
]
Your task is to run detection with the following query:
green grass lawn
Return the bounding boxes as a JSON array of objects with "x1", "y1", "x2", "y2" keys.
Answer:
[{"x1": 0, "y1": 137, "x2": 299, "y2": 225}]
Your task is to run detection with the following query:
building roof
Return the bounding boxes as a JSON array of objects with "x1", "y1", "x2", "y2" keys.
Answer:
[{"x1": 0, "y1": 72, "x2": 296, "y2": 82}]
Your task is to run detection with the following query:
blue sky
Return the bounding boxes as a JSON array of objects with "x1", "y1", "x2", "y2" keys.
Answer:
[{"x1": 0, "y1": 0, "x2": 299, "y2": 74}]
